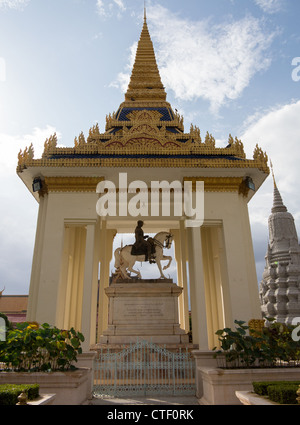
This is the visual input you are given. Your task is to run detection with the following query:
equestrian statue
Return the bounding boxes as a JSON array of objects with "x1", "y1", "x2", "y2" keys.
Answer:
[{"x1": 113, "y1": 221, "x2": 173, "y2": 280}]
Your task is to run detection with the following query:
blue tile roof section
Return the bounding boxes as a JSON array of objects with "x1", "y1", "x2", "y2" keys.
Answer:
[{"x1": 116, "y1": 107, "x2": 174, "y2": 122}]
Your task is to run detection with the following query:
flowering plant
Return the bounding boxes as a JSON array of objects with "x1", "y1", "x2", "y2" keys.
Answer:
[{"x1": 0, "y1": 322, "x2": 84, "y2": 372}]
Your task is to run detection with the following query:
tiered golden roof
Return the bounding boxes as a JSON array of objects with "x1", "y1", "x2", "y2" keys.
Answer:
[
  {"x1": 17, "y1": 12, "x2": 269, "y2": 176},
  {"x1": 125, "y1": 12, "x2": 167, "y2": 104}
]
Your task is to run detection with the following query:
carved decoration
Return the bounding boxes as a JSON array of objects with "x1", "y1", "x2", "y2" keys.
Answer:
[
  {"x1": 253, "y1": 143, "x2": 268, "y2": 164},
  {"x1": 74, "y1": 131, "x2": 86, "y2": 147},
  {"x1": 42, "y1": 133, "x2": 57, "y2": 157},
  {"x1": 18, "y1": 143, "x2": 34, "y2": 167}
]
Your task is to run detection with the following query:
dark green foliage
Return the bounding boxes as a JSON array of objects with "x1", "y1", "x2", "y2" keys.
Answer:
[
  {"x1": 267, "y1": 384, "x2": 299, "y2": 404},
  {"x1": 213, "y1": 319, "x2": 300, "y2": 368},
  {"x1": 0, "y1": 322, "x2": 85, "y2": 372},
  {"x1": 0, "y1": 384, "x2": 39, "y2": 405},
  {"x1": 252, "y1": 381, "x2": 300, "y2": 396}
]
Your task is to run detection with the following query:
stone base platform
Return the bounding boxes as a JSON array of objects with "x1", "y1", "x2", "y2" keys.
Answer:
[{"x1": 99, "y1": 281, "x2": 189, "y2": 346}]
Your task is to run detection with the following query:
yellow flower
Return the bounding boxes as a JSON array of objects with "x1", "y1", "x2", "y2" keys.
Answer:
[
  {"x1": 27, "y1": 321, "x2": 39, "y2": 330},
  {"x1": 56, "y1": 341, "x2": 66, "y2": 351}
]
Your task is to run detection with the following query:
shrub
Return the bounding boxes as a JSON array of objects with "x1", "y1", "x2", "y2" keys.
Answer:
[
  {"x1": 252, "y1": 381, "x2": 300, "y2": 397},
  {"x1": 0, "y1": 384, "x2": 39, "y2": 405},
  {"x1": 267, "y1": 384, "x2": 299, "y2": 405},
  {"x1": 213, "y1": 319, "x2": 300, "y2": 368},
  {"x1": 0, "y1": 322, "x2": 85, "y2": 372}
]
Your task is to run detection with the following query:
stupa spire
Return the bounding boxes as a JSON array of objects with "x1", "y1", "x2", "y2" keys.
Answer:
[
  {"x1": 270, "y1": 161, "x2": 287, "y2": 213},
  {"x1": 259, "y1": 161, "x2": 300, "y2": 324},
  {"x1": 124, "y1": 9, "x2": 167, "y2": 103}
]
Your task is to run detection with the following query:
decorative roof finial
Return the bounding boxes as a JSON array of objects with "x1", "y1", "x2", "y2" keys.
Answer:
[
  {"x1": 270, "y1": 160, "x2": 277, "y2": 188},
  {"x1": 144, "y1": 1, "x2": 147, "y2": 23}
]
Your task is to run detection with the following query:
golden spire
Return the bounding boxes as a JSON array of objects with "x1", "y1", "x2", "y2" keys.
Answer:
[{"x1": 124, "y1": 9, "x2": 167, "y2": 103}]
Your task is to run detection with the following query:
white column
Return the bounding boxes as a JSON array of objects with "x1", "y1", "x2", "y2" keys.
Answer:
[
  {"x1": 81, "y1": 222, "x2": 98, "y2": 351},
  {"x1": 35, "y1": 195, "x2": 65, "y2": 325},
  {"x1": 187, "y1": 225, "x2": 209, "y2": 350},
  {"x1": 172, "y1": 229, "x2": 184, "y2": 329},
  {"x1": 98, "y1": 219, "x2": 107, "y2": 339},
  {"x1": 26, "y1": 194, "x2": 48, "y2": 321},
  {"x1": 222, "y1": 197, "x2": 262, "y2": 325},
  {"x1": 97, "y1": 221, "x2": 117, "y2": 340},
  {"x1": 179, "y1": 220, "x2": 190, "y2": 333},
  {"x1": 201, "y1": 227, "x2": 226, "y2": 349}
]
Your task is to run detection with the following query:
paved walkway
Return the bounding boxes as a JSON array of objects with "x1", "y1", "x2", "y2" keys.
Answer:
[{"x1": 90, "y1": 395, "x2": 199, "y2": 405}]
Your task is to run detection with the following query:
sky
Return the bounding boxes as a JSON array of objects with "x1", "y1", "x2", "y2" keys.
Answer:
[{"x1": 0, "y1": 0, "x2": 300, "y2": 295}]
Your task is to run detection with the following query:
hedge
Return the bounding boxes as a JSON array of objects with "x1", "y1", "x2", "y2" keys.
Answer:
[
  {"x1": 252, "y1": 381, "x2": 300, "y2": 404},
  {"x1": 252, "y1": 381, "x2": 300, "y2": 396},
  {"x1": 267, "y1": 384, "x2": 299, "y2": 404},
  {"x1": 0, "y1": 384, "x2": 39, "y2": 406}
]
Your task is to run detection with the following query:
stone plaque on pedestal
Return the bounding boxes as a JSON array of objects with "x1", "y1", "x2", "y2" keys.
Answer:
[{"x1": 99, "y1": 281, "x2": 189, "y2": 345}]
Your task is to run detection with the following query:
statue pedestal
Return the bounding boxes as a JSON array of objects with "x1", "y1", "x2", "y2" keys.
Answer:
[{"x1": 99, "y1": 281, "x2": 189, "y2": 345}]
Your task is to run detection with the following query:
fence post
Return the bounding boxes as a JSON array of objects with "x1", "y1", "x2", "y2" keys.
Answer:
[{"x1": 172, "y1": 352, "x2": 175, "y2": 395}]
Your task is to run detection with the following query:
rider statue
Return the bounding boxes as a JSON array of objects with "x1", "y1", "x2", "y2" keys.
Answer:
[{"x1": 133, "y1": 221, "x2": 155, "y2": 264}]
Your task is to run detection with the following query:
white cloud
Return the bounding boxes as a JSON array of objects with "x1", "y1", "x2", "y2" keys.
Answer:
[
  {"x1": 113, "y1": 4, "x2": 275, "y2": 112},
  {"x1": 254, "y1": 0, "x2": 284, "y2": 14},
  {"x1": 242, "y1": 100, "x2": 300, "y2": 194},
  {"x1": 0, "y1": 125, "x2": 59, "y2": 174},
  {"x1": 96, "y1": 0, "x2": 126, "y2": 18},
  {"x1": 0, "y1": 0, "x2": 30, "y2": 10},
  {"x1": 113, "y1": 0, "x2": 126, "y2": 12},
  {"x1": 242, "y1": 100, "x2": 300, "y2": 227}
]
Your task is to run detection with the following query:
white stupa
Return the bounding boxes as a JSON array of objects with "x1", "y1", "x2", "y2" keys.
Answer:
[{"x1": 259, "y1": 167, "x2": 300, "y2": 324}]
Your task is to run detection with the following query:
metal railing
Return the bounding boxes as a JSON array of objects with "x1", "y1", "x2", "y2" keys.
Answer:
[{"x1": 93, "y1": 340, "x2": 195, "y2": 397}]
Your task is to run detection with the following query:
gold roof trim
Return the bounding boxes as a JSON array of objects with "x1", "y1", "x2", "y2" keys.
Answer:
[
  {"x1": 184, "y1": 176, "x2": 247, "y2": 195},
  {"x1": 18, "y1": 157, "x2": 269, "y2": 173},
  {"x1": 44, "y1": 177, "x2": 104, "y2": 193}
]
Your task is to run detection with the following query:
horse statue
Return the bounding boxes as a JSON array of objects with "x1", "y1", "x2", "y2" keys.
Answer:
[{"x1": 113, "y1": 232, "x2": 173, "y2": 280}]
